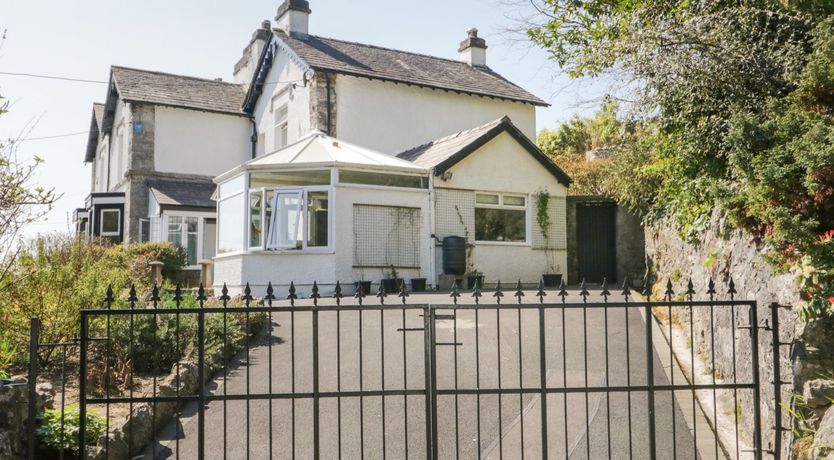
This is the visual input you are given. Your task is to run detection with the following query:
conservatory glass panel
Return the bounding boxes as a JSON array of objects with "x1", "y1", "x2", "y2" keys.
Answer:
[
  {"x1": 339, "y1": 170, "x2": 428, "y2": 189},
  {"x1": 217, "y1": 195, "x2": 245, "y2": 254},
  {"x1": 267, "y1": 191, "x2": 303, "y2": 249},
  {"x1": 249, "y1": 192, "x2": 263, "y2": 248},
  {"x1": 249, "y1": 170, "x2": 331, "y2": 188},
  {"x1": 307, "y1": 191, "x2": 329, "y2": 247}
]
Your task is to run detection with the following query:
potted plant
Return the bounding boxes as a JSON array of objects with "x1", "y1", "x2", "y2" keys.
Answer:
[
  {"x1": 355, "y1": 265, "x2": 372, "y2": 295},
  {"x1": 381, "y1": 264, "x2": 404, "y2": 292},
  {"x1": 410, "y1": 276, "x2": 427, "y2": 292},
  {"x1": 466, "y1": 269, "x2": 484, "y2": 289},
  {"x1": 536, "y1": 189, "x2": 563, "y2": 287}
]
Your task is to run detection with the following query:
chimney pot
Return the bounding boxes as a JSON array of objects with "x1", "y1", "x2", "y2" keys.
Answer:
[
  {"x1": 262, "y1": 19, "x2": 272, "y2": 30},
  {"x1": 276, "y1": 0, "x2": 311, "y2": 36}
]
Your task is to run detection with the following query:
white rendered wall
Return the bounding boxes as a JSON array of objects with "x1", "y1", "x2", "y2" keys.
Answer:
[
  {"x1": 335, "y1": 75, "x2": 537, "y2": 154},
  {"x1": 107, "y1": 100, "x2": 129, "y2": 189},
  {"x1": 153, "y1": 107, "x2": 251, "y2": 176},
  {"x1": 251, "y1": 46, "x2": 312, "y2": 156},
  {"x1": 333, "y1": 185, "x2": 432, "y2": 285},
  {"x1": 435, "y1": 131, "x2": 568, "y2": 284}
]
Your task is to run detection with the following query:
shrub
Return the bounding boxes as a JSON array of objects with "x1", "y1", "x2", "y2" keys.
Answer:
[
  {"x1": 36, "y1": 404, "x2": 105, "y2": 454},
  {"x1": 99, "y1": 297, "x2": 262, "y2": 385},
  {"x1": 0, "y1": 235, "x2": 185, "y2": 365},
  {"x1": 0, "y1": 340, "x2": 15, "y2": 379}
]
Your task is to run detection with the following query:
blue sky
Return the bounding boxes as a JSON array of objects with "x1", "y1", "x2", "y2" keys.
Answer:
[{"x1": 0, "y1": 0, "x2": 604, "y2": 238}]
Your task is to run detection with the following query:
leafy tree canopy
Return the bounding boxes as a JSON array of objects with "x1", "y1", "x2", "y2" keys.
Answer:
[{"x1": 527, "y1": 1, "x2": 834, "y2": 318}]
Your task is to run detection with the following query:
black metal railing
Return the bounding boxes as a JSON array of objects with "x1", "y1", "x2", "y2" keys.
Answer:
[{"x1": 23, "y1": 276, "x2": 788, "y2": 459}]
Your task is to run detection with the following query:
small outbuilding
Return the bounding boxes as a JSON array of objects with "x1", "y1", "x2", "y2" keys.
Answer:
[{"x1": 213, "y1": 117, "x2": 570, "y2": 295}]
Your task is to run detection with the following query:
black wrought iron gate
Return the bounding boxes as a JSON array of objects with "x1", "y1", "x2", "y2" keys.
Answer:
[{"x1": 77, "y1": 281, "x2": 767, "y2": 459}]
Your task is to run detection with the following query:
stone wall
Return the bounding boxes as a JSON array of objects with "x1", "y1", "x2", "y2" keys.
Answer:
[
  {"x1": 0, "y1": 379, "x2": 52, "y2": 459},
  {"x1": 645, "y1": 208, "x2": 834, "y2": 458}
]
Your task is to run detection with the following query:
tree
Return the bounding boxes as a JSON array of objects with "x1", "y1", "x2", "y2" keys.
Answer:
[
  {"x1": 538, "y1": 101, "x2": 632, "y2": 195},
  {"x1": 523, "y1": 1, "x2": 834, "y2": 318},
  {"x1": 0, "y1": 95, "x2": 59, "y2": 286}
]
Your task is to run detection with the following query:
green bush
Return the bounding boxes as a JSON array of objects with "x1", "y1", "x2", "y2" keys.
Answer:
[
  {"x1": 105, "y1": 307, "x2": 252, "y2": 376},
  {"x1": 0, "y1": 235, "x2": 186, "y2": 365},
  {"x1": 0, "y1": 340, "x2": 15, "y2": 379},
  {"x1": 36, "y1": 404, "x2": 105, "y2": 454}
]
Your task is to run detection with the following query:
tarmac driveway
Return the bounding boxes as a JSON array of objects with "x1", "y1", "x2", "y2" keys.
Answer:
[{"x1": 145, "y1": 290, "x2": 704, "y2": 459}]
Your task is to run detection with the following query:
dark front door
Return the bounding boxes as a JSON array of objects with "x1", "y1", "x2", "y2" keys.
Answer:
[{"x1": 577, "y1": 203, "x2": 617, "y2": 283}]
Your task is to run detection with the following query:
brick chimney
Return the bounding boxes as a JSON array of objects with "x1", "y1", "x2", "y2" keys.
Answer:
[
  {"x1": 276, "y1": 0, "x2": 311, "y2": 37},
  {"x1": 233, "y1": 20, "x2": 273, "y2": 84},
  {"x1": 458, "y1": 28, "x2": 487, "y2": 67}
]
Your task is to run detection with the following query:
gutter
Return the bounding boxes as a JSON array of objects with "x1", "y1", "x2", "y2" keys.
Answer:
[
  {"x1": 325, "y1": 72, "x2": 333, "y2": 136},
  {"x1": 249, "y1": 115, "x2": 258, "y2": 159}
]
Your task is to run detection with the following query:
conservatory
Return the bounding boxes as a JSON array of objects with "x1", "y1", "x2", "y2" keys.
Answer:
[{"x1": 212, "y1": 131, "x2": 432, "y2": 295}]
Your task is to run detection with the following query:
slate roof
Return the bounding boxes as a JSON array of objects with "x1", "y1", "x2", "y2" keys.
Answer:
[
  {"x1": 274, "y1": 31, "x2": 548, "y2": 107},
  {"x1": 84, "y1": 103, "x2": 106, "y2": 162},
  {"x1": 111, "y1": 66, "x2": 247, "y2": 115},
  {"x1": 147, "y1": 177, "x2": 217, "y2": 209},
  {"x1": 397, "y1": 116, "x2": 572, "y2": 185}
]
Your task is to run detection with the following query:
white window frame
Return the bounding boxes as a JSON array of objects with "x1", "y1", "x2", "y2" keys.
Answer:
[
  {"x1": 266, "y1": 189, "x2": 303, "y2": 249},
  {"x1": 138, "y1": 218, "x2": 150, "y2": 243},
  {"x1": 99, "y1": 209, "x2": 121, "y2": 236},
  {"x1": 163, "y1": 211, "x2": 211, "y2": 268},
  {"x1": 272, "y1": 100, "x2": 289, "y2": 150},
  {"x1": 247, "y1": 185, "x2": 333, "y2": 253},
  {"x1": 474, "y1": 192, "x2": 530, "y2": 245}
]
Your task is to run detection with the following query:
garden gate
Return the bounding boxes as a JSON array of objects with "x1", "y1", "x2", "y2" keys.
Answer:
[{"x1": 70, "y1": 279, "x2": 778, "y2": 459}]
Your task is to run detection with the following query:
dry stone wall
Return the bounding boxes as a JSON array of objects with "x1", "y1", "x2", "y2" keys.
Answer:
[{"x1": 645, "y1": 208, "x2": 834, "y2": 458}]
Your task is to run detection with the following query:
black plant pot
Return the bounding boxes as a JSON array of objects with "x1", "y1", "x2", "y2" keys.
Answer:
[
  {"x1": 410, "y1": 278, "x2": 427, "y2": 292},
  {"x1": 355, "y1": 281, "x2": 372, "y2": 295},
  {"x1": 381, "y1": 278, "x2": 404, "y2": 293},
  {"x1": 467, "y1": 275, "x2": 485, "y2": 290},
  {"x1": 542, "y1": 274, "x2": 562, "y2": 287}
]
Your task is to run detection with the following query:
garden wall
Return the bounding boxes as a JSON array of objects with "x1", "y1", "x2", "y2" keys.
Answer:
[{"x1": 645, "y1": 208, "x2": 834, "y2": 458}]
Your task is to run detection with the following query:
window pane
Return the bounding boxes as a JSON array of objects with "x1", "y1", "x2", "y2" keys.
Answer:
[
  {"x1": 503, "y1": 195, "x2": 526, "y2": 206},
  {"x1": 339, "y1": 170, "x2": 428, "y2": 189},
  {"x1": 267, "y1": 192, "x2": 302, "y2": 249},
  {"x1": 218, "y1": 195, "x2": 245, "y2": 254},
  {"x1": 100, "y1": 210, "x2": 120, "y2": 234},
  {"x1": 274, "y1": 104, "x2": 288, "y2": 124},
  {"x1": 203, "y1": 219, "x2": 216, "y2": 259},
  {"x1": 307, "y1": 191, "x2": 329, "y2": 247},
  {"x1": 249, "y1": 192, "x2": 263, "y2": 248},
  {"x1": 250, "y1": 170, "x2": 331, "y2": 188},
  {"x1": 475, "y1": 193, "x2": 499, "y2": 205},
  {"x1": 475, "y1": 208, "x2": 526, "y2": 242},
  {"x1": 167, "y1": 216, "x2": 183, "y2": 248},
  {"x1": 185, "y1": 217, "x2": 198, "y2": 267},
  {"x1": 139, "y1": 220, "x2": 150, "y2": 242},
  {"x1": 218, "y1": 174, "x2": 245, "y2": 199},
  {"x1": 280, "y1": 123, "x2": 288, "y2": 148}
]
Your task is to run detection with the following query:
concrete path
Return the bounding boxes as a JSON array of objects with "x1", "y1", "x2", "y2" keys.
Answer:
[{"x1": 142, "y1": 291, "x2": 712, "y2": 459}]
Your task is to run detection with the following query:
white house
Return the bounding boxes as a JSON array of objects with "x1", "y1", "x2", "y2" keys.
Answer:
[
  {"x1": 78, "y1": 67, "x2": 251, "y2": 272},
  {"x1": 214, "y1": 117, "x2": 570, "y2": 295},
  {"x1": 78, "y1": 0, "x2": 571, "y2": 290}
]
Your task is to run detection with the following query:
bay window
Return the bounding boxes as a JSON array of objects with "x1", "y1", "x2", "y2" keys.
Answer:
[{"x1": 474, "y1": 192, "x2": 527, "y2": 242}]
